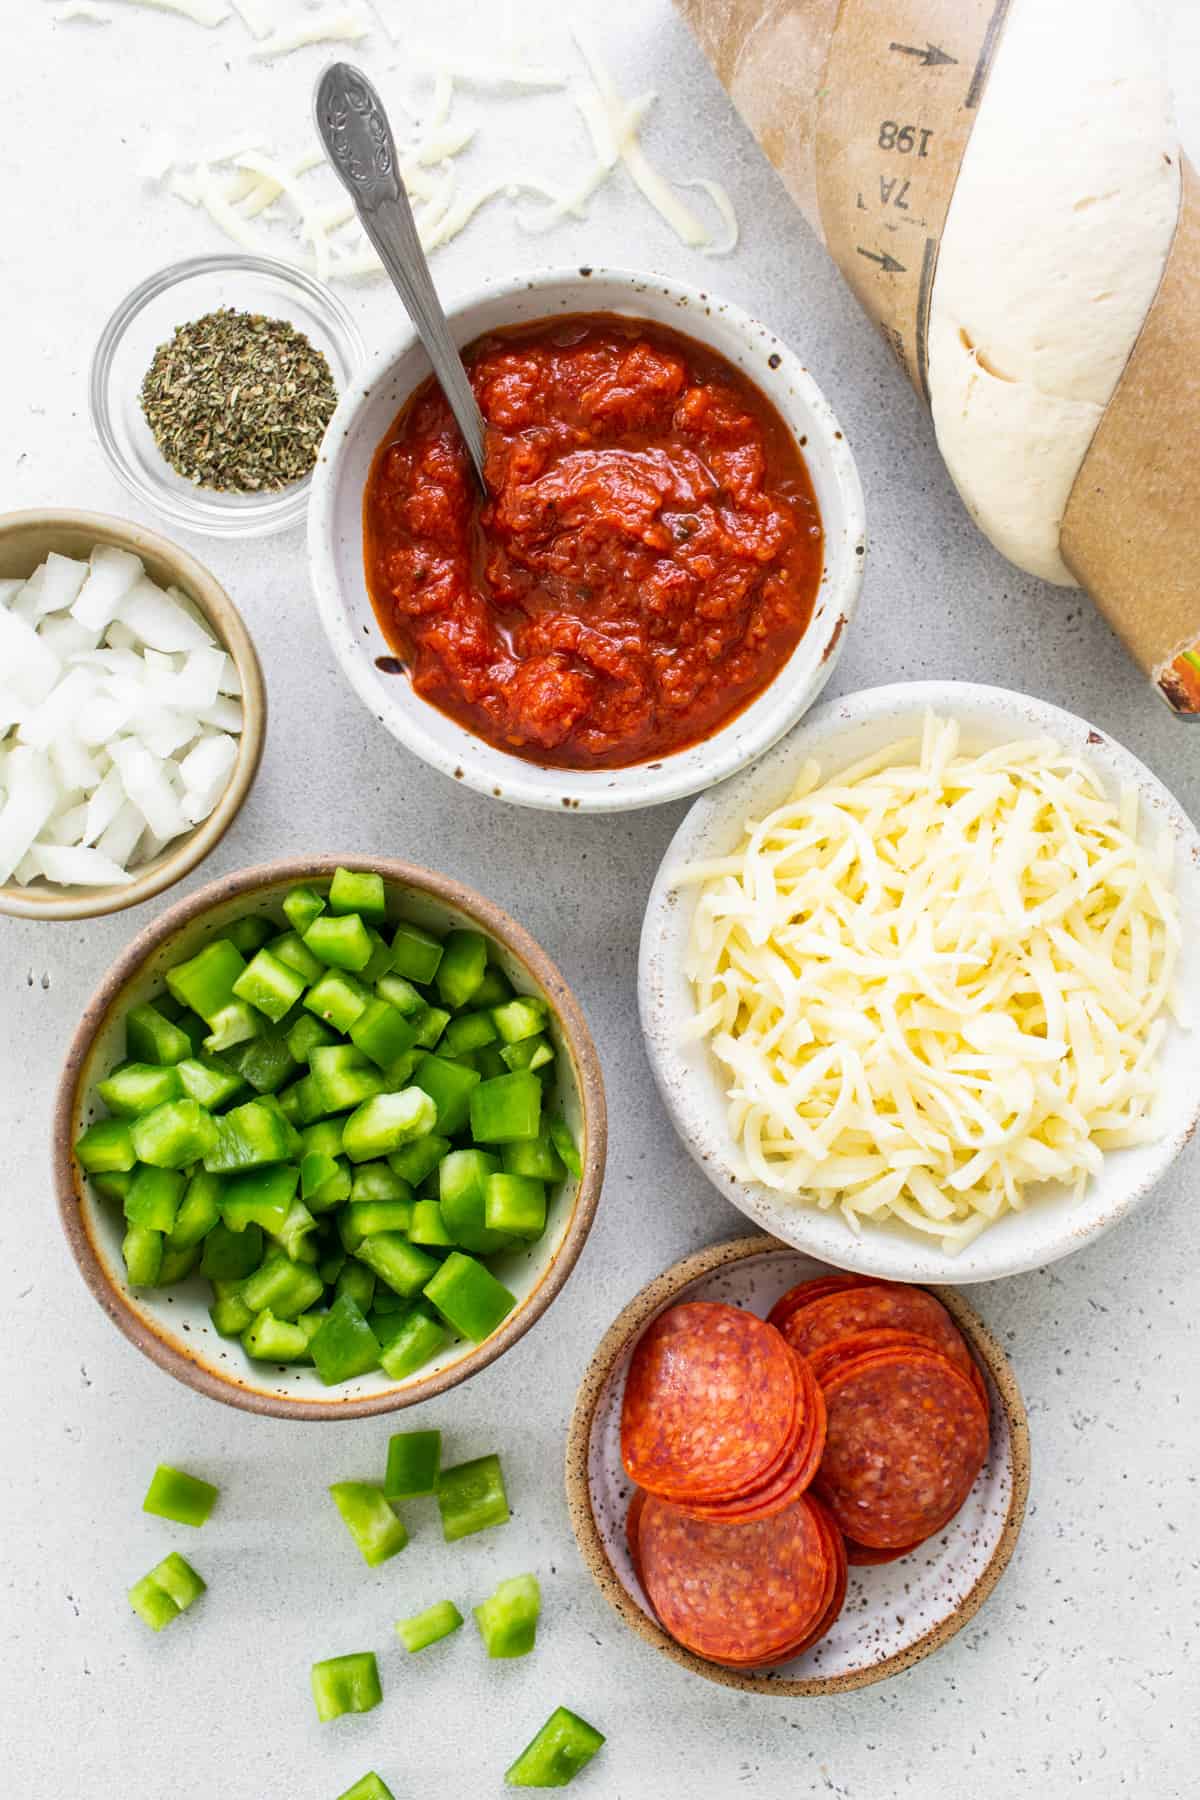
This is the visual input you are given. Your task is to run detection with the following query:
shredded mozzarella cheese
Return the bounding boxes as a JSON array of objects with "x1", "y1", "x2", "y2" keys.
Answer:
[
  {"x1": 250, "y1": 7, "x2": 369, "y2": 59},
  {"x1": 683, "y1": 716, "x2": 1182, "y2": 1251}
]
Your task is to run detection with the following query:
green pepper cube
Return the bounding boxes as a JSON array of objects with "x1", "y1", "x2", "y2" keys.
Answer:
[
  {"x1": 502, "y1": 1131, "x2": 566, "y2": 1183},
  {"x1": 443, "y1": 1009, "x2": 499, "y2": 1056},
  {"x1": 74, "y1": 1117, "x2": 136, "y2": 1175},
  {"x1": 92, "y1": 1169, "x2": 132, "y2": 1204},
  {"x1": 492, "y1": 996, "x2": 550, "y2": 1046},
  {"x1": 202, "y1": 1000, "x2": 264, "y2": 1056},
  {"x1": 375, "y1": 972, "x2": 424, "y2": 1015},
  {"x1": 501, "y1": 1035, "x2": 554, "y2": 1075},
  {"x1": 286, "y1": 1012, "x2": 336, "y2": 1066},
  {"x1": 412, "y1": 1005, "x2": 451, "y2": 1050},
  {"x1": 395, "y1": 1600, "x2": 463, "y2": 1654},
  {"x1": 282, "y1": 884, "x2": 326, "y2": 936},
  {"x1": 232, "y1": 948, "x2": 306, "y2": 1023},
  {"x1": 350, "y1": 998, "x2": 420, "y2": 1070},
  {"x1": 436, "y1": 1452, "x2": 509, "y2": 1543},
  {"x1": 434, "y1": 929, "x2": 488, "y2": 1009},
  {"x1": 371, "y1": 1289, "x2": 407, "y2": 1319},
  {"x1": 342, "y1": 1087, "x2": 437, "y2": 1162},
  {"x1": 329, "y1": 1481, "x2": 408, "y2": 1567},
  {"x1": 505, "y1": 1708, "x2": 605, "y2": 1788},
  {"x1": 390, "y1": 919, "x2": 443, "y2": 984},
  {"x1": 130, "y1": 1098, "x2": 218, "y2": 1170},
  {"x1": 302, "y1": 1118, "x2": 346, "y2": 1158},
  {"x1": 424, "y1": 1252, "x2": 517, "y2": 1343},
  {"x1": 337, "y1": 1775, "x2": 395, "y2": 1800},
  {"x1": 350, "y1": 1161, "x2": 412, "y2": 1204},
  {"x1": 310, "y1": 1043, "x2": 387, "y2": 1113},
  {"x1": 175, "y1": 1055, "x2": 246, "y2": 1111},
  {"x1": 355, "y1": 1232, "x2": 437, "y2": 1298},
  {"x1": 270, "y1": 929, "x2": 326, "y2": 986},
  {"x1": 97, "y1": 1062, "x2": 183, "y2": 1118},
  {"x1": 310, "y1": 1651, "x2": 382, "y2": 1723},
  {"x1": 388, "y1": 1133, "x2": 450, "y2": 1187},
  {"x1": 378, "y1": 1305, "x2": 450, "y2": 1380},
  {"x1": 409, "y1": 1199, "x2": 453, "y2": 1247},
  {"x1": 204, "y1": 1098, "x2": 295, "y2": 1174},
  {"x1": 225, "y1": 913, "x2": 273, "y2": 956},
  {"x1": 231, "y1": 1030, "x2": 298, "y2": 1095},
  {"x1": 155, "y1": 1243, "x2": 200, "y2": 1285},
  {"x1": 329, "y1": 867, "x2": 387, "y2": 924},
  {"x1": 200, "y1": 1220, "x2": 263, "y2": 1280},
  {"x1": 305, "y1": 973, "x2": 371, "y2": 1035},
  {"x1": 302, "y1": 1151, "x2": 342, "y2": 1204},
  {"x1": 383, "y1": 1429, "x2": 441, "y2": 1500},
  {"x1": 122, "y1": 1223, "x2": 164, "y2": 1287},
  {"x1": 209, "y1": 1282, "x2": 254, "y2": 1337},
  {"x1": 304, "y1": 912, "x2": 373, "y2": 973},
  {"x1": 475, "y1": 1045, "x2": 508, "y2": 1080},
  {"x1": 125, "y1": 1165, "x2": 186, "y2": 1233},
  {"x1": 309, "y1": 1293, "x2": 381, "y2": 1385},
  {"x1": 340, "y1": 1202, "x2": 415, "y2": 1251},
  {"x1": 142, "y1": 1463, "x2": 218, "y2": 1529},
  {"x1": 167, "y1": 1170, "x2": 223, "y2": 1250},
  {"x1": 439, "y1": 1148, "x2": 510, "y2": 1254},
  {"x1": 485, "y1": 1173, "x2": 546, "y2": 1241},
  {"x1": 126, "y1": 1002, "x2": 193, "y2": 1066},
  {"x1": 474, "y1": 965, "x2": 515, "y2": 1009},
  {"x1": 336, "y1": 1260, "x2": 376, "y2": 1314},
  {"x1": 242, "y1": 1309, "x2": 311, "y2": 1361},
  {"x1": 474, "y1": 1573, "x2": 541, "y2": 1659},
  {"x1": 242, "y1": 1252, "x2": 323, "y2": 1319},
  {"x1": 549, "y1": 1119, "x2": 582, "y2": 1179},
  {"x1": 128, "y1": 1552, "x2": 205, "y2": 1633},
  {"x1": 221, "y1": 1163, "x2": 299, "y2": 1235},
  {"x1": 266, "y1": 1198, "x2": 320, "y2": 1264},
  {"x1": 165, "y1": 938, "x2": 246, "y2": 1023},
  {"x1": 412, "y1": 1054, "x2": 481, "y2": 1137},
  {"x1": 470, "y1": 1071, "x2": 542, "y2": 1144}
]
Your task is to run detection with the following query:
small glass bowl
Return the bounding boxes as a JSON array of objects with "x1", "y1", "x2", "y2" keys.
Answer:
[{"x1": 90, "y1": 254, "x2": 366, "y2": 539}]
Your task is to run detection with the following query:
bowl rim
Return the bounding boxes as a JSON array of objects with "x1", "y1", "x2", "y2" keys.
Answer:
[
  {"x1": 0, "y1": 507, "x2": 266, "y2": 921},
  {"x1": 564, "y1": 1233, "x2": 1030, "y2": 1696},
  {"x1": 89, "y1": 251, "x2": 367, "y2": 540},
  {"x1": 638, "y1": 679, "x2": 1200, "y2": 1283},
  {"x1": 51, "y1": 853, "x2": 608, "y2": 1419},
  {"x1": 307, "y1": 262, "x2": 867, "y2": 813}
]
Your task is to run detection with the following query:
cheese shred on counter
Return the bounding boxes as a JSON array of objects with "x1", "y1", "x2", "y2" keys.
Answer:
[{"x1": 682, "y1": 716, "x2": 1181, "y2": 1252}]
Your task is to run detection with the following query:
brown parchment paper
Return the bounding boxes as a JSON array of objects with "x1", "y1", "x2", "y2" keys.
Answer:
[{"x1": 677, "y1": 0, "x2": 1200, "y2": 712}]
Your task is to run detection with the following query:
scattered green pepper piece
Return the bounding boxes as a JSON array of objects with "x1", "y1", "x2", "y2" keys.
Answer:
[
  {"x1": 336, "y1": 1775, "x2": 395, "y2": 1800},
  {"x1": 485, "y1": 1173, "x2": 546, "y2": 1241},
  {"x1": 311, "y1": 1651, "x2": 383, "y2": 1723},
  {"x1": 438, "y1": 1148, "x2": 509, "y2": 1253},
  {"x1": 125, "y1": 1165, "x2": 186, "y2": 1233},
  {"x1": 350, "y1": 998, "x2": 419, "y2": 1070},
  {"x1": 378, "y1": 1304, "x2": 450, "y2": 1379},
  {"x1": 390, "y1": 919, "x2": 443, "y2": 984},
  {"x1": 340, "y1": 1201, "x2": 415, "y2": 1250},
  {"x1": 470, "y1": 1071, "x2": 542, "y2": 1144},
  {"x1": 128, "y1": 1552, "x2": 206, "y2": 1632},
  {"x1": 286, "y1": 1011, "x2": 337, "y2": 1065},
  {"x1": 388, "y1": 1133, "x2": 450, "y2": 1186},
  {"x1": 474, "y1": 1573, "x2": 541, "y2": 1659},
  {"x1": 165, "y1": 938, "x2": 246, "y2": 1023},
  {"x1": 209, "y1": 1282, "x2": 254, "y2": 1336},
  {"x1": 329, "y1": 1481, "x2": 409, "y2": 1566},
  {"x1": 395, "y1": 1600, "x2": 463, "y2": 1654},
  {"x1": 505, "y1": 1708, "x2": 605, "y2": 1788},
  {"x1": 232, "y1": 947, "x2": 306, "y2": 1022},
  {"x1": 473, "y1": 964, "x2": 515, "y2": 1008},
  {"x1": 335, "y1": 1260, "x2": 376, "y2": 1315},
  {"x1": 282, "y1": 884, "x2": 326, "y2": 935},
  {"x1": 230, "y1": 1029, "x2": 299, "y2": 1095},
  {"x1": 204, "y1": 1098, "x2": 295, "y2": 1173},
  {"x1": 270, "y1": 929, "x2": 326, "y2": 986},
  {"x1": 199, "y1": 1219, "x2": 263, "y2": 1280},
  {"x1": 437, "y1": 1453, "x2": 509, "y2": 1542},
  {"x1": 242, "y1": 1309, "x2": 310, "y2": 1361},
  {"x1": 435, "y1": 929, "x2": 489, "y2": 1008},
  {"x1": 130, "y1": 1098, "x2": 218, "y2": 1169},
  {"x1": 502, "y1": 1131, "x2": 566, "y2": 1183},
  {"x1": 409, "y1": 1198, "x2": 453, "y2": 1247},
  {"x1": 549, "y1": 1120, "x2": 582, "y2": 1179},
  {"x1": 155, "y1": 1243, "x2": 201, "y2": 1285},
  {"x1": 202, "y1": 999, "x2": 265, "y2": 1056},
  {"x1": 492, "y1": 996, "x2": 549, "y2": 1045},
  {"x1": 501, "y1": 1035, "x2": 554, "y2": 1074},
  {"x1": 175, "y1": 1055, "x2": 246, "y2": 1111},
  {"x1": 349, "y1": 1161, "x2": 412, "y2": 1204},
  {"x1": 122, "y1": 1222, "x2": 164, "y2": 1286},
  {"x1": 355, "y1": 1232, "x2": 437, "y2": 1298},
  {"x1": 375, "y1": 971, "x2": 424, "y2": 1015},
  {"x1": 167, "y1": 1171, "x2": 223, "y2": 1249},
  {"x1": 330, "y1": 867, "x2": 387, "y2": 924},
  {"x1": 443, "y1": 1009, "x2": 499, "y2": 1056},
  {"x1": 74, "y1": 1117, "x2": 136, "y2": 1175},
  {"x1": 342, "y1": 1088, "x2": 436, "y2": 1162},
  {"x1": 383, "y1": 1429, "x2": 441, "y2": 1500},
  {"x1": 412, "y1": 1054, "x2": 481, "y2": 1136},
  {"x1": 241, "y1": 1252, "x2": 323, "y2": 1319},
  {"x1": 126, "y1": 1002, "x2": 193, "y2": 1066},
  {"x1": 305, "y1": 971, "x2": 371, "y2": 1035},
  {"x1": 424, "y1": 1251, "x2": 516, "y2": 1343},
  {"x1": 309, "y1": 1293, "x2": 381, "y2": 1385},
  {"x1": 309, "y1": 1044, "x2": 385, "y2": 1112},
  {"x1": 142, "y1": 1464, "x2": 218, "y2": 1528},
  {"x1": 97, "y1": 1062, "x2": 183, "y2": 1118},
  {"x1": 221, "y1": 1163, "x2": 299, "y2": 1235},
  {"x1": 305, "y1": 912, "x2": 374, "y2": 973}
]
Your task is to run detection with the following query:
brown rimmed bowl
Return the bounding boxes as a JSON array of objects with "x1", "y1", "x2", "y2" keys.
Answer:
[
  {"x1": 0, "y1": 509, "x2": 266, "y2": 921},
  {"x1": 565, "y1": 1235, "x2": 1029, "y2": 1695},
  {"x1": 52, "y1": 855, "x2": 607, "y2": 1419}
]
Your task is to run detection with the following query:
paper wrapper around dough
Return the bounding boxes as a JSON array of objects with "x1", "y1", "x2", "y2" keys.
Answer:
[{"x1": 676, "y1": 0, "x2": 1200, "y2": 715}]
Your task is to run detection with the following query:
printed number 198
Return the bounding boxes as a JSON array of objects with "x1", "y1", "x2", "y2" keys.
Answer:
[{"x1": 878, "y1": 122, "x2": 933, "y2": 156}]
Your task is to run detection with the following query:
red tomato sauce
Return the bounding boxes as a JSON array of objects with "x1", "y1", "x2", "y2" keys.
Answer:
[{"x1": 363, "y1": 313, "x2": 823, "y2": 769}]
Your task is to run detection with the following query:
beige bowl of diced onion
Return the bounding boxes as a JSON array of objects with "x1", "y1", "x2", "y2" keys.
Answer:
[
  {"x1": 639, "y1": 682, "x2": 1200, "y2": 1284},
  {"x1": 0, "y1": 510, "x2": 265, "y2": 921}
]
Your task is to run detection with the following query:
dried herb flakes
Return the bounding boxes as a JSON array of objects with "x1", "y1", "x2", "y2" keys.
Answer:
[{"x1": 140, "y1": 308, "x2": 338, "y2": 493}]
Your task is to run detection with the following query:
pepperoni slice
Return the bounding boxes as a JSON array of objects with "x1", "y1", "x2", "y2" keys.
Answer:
[
  {"x1": 807, "y1": 1328, "x2": 954, "y2": 1389},
  {"x1": 638, "y1": 1490, "x2": 832, "y2": 1666},
  {"x1": 815, "y1": 1349, "x2": 989, "y2": 1548},
  {"x1": 777, "y1": 1282, "x2": 978, "y2": 1386},
  {"x1": 709, "y1": 1497, "x2": 847, "y2": 1666},
  {"x1": 766, "y1": 1275, "x2": 875, "y2": 1334},
  {"x1": 843, "y1": 1535, "x2": 921, "y2": 1566},
  {"x1": 678, "y1": 1355, "x2": 827, "y2": 1524},
  {"x1": 621, "y1": 1302, "x2": 798, "y2": 1502}
]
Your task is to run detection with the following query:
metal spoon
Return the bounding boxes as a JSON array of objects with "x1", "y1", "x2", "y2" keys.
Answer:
[{"x1": 313, "y1": 61, "x2": 488, "y2": 489}]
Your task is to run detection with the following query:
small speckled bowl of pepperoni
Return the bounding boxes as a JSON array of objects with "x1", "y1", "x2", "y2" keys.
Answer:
[{"x1": 308, "y1": 267, "x2": 865, "y2": 812}]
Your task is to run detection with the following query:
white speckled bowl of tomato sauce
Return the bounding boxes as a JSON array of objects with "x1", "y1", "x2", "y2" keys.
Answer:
[{"x1": 308, "y1": 267, "x2": 866, "y2": 812}]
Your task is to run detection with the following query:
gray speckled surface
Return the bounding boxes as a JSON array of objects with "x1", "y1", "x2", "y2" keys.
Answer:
[{"x1": 3, "y1": 3, "x2": 1199, "y2": 1796}]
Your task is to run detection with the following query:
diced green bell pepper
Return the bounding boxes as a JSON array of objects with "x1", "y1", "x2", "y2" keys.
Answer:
[
  {"x1": 209, "y1": 1280, "x2": 254, "y2": 1336},
  {"x1": 74, "y1": 1117, "x2": 136, "y2": 1175},
  {"x1": 388, "y1": 1133, "x2": 450, "y2": 1187},
  {"x1": 505, "y1": 1708, "x2": 605, "y2": 1788},
  {"x1": 337, "y1": 1776, "x2": 394, "y2": 1800},
  {"x1": 395, "y1": 1600, "x2": 463, "y2": 1655},
  {"x1": 285, "y1": 1013, "x2": 335, "y2": 1067},
  {"x1": 282, "y1": 884, "x2": 325, "y2": 935},
  {"x1": 204, "y1": 1098, "x2": 295, "y2": 1173},
  {"x1": 355, "y1": 1232, "x2": 437, "y2": 1298},
  {"x1": 97, "y1": 1062, "x2": 183, "y2": 1118},
  {"x1": 309, "y1": 1045, "x2": 385, "y2": 1113},
  {"x1": 409, "y1": 1199, "x2": 453, "y2": 1247},
  {"x1": 413, "y1": 1004, "x2": 451, "y2": 1050},
  {"x1": 361, "y1": 929, "x2": 394, "y2": 983},
  {"x1": 232, "y1": 948, "x2": 305, "y2": 1023},
  {"x1": 443, "y1": 1009, "x2": 499, "y2": 1056},
  {"x1": 371, "y1": 1289, "x2": 407, "y2": 1318},
  {"x1": 130, "y1": 1098, "x2": 217, "y2": 1169},
  {"x1": 304, "y1": 970, "x2": 370, "y2": 1035},
  {"x1": 301, "y1": 1153, "x2": 352, "y2": 1212},
  {"x1": 126, "y1": 1002, "x2": 193, "y2": 1066},
  {"x1": 342, "y1": 1088, "x2": 436, "y2": 1162},
  {"x1": 390, "y1": 919, "x2": 443, "y2": 984},
  {"x1": 383, "y1": 1429, "x2": 441, "y2": 1499},
  {"x1": 142, "y1": 1463, "x2": 218, "y2": 1528},
  {"x1": 375, "y1": 972, "x2": 424, "y2": 1015},
  {"x1": 349, "y1": 1161, "x2": 411, "y2": 1204},
  {"x1": 125, "y1": 1165, "x2": 186, "y2": 1232},
  {"x1": 155, "y1": 1243, "x2": 201, "y2": 1285},
  {"x1": 470, "y1": 1072, "x2": 542, "y2": 1144},
  {"x1": 301, "y1": 1118, "x2": 346, "y2": 1158},
  {"x1": 266, "y1": 1198, "x2": 320, "y2": 1263},
  {"x1": 502, "y1": 1131, "x2": 566, "y2": 1182},
  {"x1": 485, "y1": 1173, "x2": 546, "y2": 1240},
  {"x1": 474, "y1": 1573, "x2": 541, "y2": 1659},
  {"x1": 91, "y1": 1168, "x2": 132, "y2": 1203},
  {"x1": 221, "y1": 1163, "x2": 299, "y2": 1235},
  {"x1": 226, "y1": 914, "x2": 274, "y2": 956},
  {"x1": 335, "y1": 1260, "x2": 376, "y2": 1314},
  {"x1": 350, "y1": 998, "x2": 419, "y2": 1070},
  {"x1": 435, "y1": 929, "x2": 488, "y2": 1008},
  {"x1": 202, "y1": 1001, "x2": 265, "y2": 1056},
  {"x1": 309, "y1": 1294, "x2": 381, "y2": 1385},
  {"x1": 167, "y1": 1170, "x2": 223, "y2": 1249},
  {"x1": 549, "y1": 1119, "x2": 582, "y2": 1179},
  {"x1": 129, "y1": 1552, "x2": 206, "y2": 1632},
  {"x1": 270, "y1": 929, "x2": 325, "y2": 986},
  {"x1": 412, "y1": 1054, "x2": 481, "y2": 1136},
  {"x1": 438, "y1": 1148, "x2": 510, "y2": 1254},
  {"x1": 122, "y1": 1223, "x2": 164, "y2": 1286},
  {"x1": 475, "y1": 1044, "x2": 509, "y2": 1080},
  {"x1": 329, "y1": 1481, "x2": 408, "y2": 1567},
  {"x1": 230, "y1": 1030, "x2": 298, "y2": 1095},
  {"x1": 175, "y1": 1055, "x2": 246, "y2": 1111},
  {"x1": 329, "y1": 867, "x2": 387, "y2": 924},
  {"x1": 199, "y1": 1219, "x2": 263, "y2": 1280},
  {"x1": 437, "y1": 1452, "x2": 509, "y2": 1542},
  {"x1": 165, "y1": 938, "x2": 245, "y2": 1024},
  {"x1": 473, "y1": 965, "x2": 515, "y2": 1009},
  {"x1": 340, "y1": 1202, "x2": 415, "y2": 1251},
  {"x1": 242, "y1": 1309, "x2": 310, "y2": 1361},
  {"x1": 304, "y1": 912, "x2": 373, "y2": 973},
  {"x1": 501, "y1": 1035, "x2": 554, "y2": 1074},
  {"x1": 492, "y1": 996, "x2": 549, "y2": 1046},
  {"x1": 424, "y1": 1252, "x2": 516, "y2": 1343},
  {"x1": 241, "y1": 1253, "x2": 323, "y2": 1319},
  {"x1": 378, "y1": 1304, "x2": 450, "y2": 1380},
  {"x1": 310, "y1": 1651, "x2": 382, "y2": 1723}
]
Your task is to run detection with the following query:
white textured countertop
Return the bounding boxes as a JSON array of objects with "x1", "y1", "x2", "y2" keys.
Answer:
[{"x1": 3, "y1": 3, "x2": 1198, "y2": 1796}]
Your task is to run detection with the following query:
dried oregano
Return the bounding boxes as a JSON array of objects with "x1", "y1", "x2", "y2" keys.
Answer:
[{"x1": 140, "y1": 308, "x2": 338, "y2": 493}]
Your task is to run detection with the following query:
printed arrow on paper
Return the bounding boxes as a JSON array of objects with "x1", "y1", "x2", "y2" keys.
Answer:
[
  {"x1": 857, "y1": 247, "x2": 906, "y2": 273},
  {"x1": 889, "y1": 40, "x2": 957, "y2": 68}
]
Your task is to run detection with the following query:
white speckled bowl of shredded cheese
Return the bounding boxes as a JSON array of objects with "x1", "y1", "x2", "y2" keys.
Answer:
[{"x1": 639, "y1": 683, "x2": 1200, "y2": 1283}]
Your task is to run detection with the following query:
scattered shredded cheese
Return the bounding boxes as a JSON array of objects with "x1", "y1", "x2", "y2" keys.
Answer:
[
  {"x1": 112, "y1": 0, "x2": 229, "y2": 24},
  {"x1": 56, "y1": 3, "x2": 114, "y2": 21},
  {"x1": 250, "y1": 7, "x2": 369, "y2": 59},
  {"x1": 680, "y1": 177, "x2": 740, "y2": 256},
  {"x1": 682, "y1": 716, "x2": 1183, "y2": 1252}
]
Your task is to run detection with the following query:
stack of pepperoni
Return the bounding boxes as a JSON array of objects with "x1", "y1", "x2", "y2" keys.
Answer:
[{"x1": 620, "y1": 1277, "x2": 990, "y2": 1670}]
